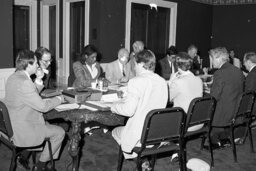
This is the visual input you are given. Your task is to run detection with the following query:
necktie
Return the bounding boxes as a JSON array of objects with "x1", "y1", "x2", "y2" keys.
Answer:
[{"x1": 122, "y1": 64, "x2": 126, "y2": 77}]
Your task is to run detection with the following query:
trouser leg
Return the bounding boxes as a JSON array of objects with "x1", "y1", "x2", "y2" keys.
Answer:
[{"x1": 39, "y1": 123, "x2": 65, "y2": 162}]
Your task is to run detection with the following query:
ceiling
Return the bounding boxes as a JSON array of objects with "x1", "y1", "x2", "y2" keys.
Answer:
[{"x1": 192, "y1": 0, "x2": 256, "y2": 5}]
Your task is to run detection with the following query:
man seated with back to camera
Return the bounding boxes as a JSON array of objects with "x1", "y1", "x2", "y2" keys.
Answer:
[
  {"x1": 234, "y1": 52, "x2": 256, "y2": 144},
  {"x1": 106, "y1": 49, "x2": 168, "y2": 170},
  {"x1": 104, "y1": 48, "x2": 135, "y2": 84},
  {"x1": 208, "y1": 47, "x2": 244, "y2": 149},
  {"x1": 4, "y1": 49, "x2": 65, "y2": 171},
  {"x1": 168, "y1": 52, "x2": 203, "y2": 162}
]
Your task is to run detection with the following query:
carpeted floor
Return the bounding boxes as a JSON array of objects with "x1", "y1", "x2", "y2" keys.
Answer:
[{"x1": 1, "y1": 128, "x2": 256, "y2": 171}]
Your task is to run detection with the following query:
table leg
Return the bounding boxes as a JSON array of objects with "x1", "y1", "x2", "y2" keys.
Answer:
[{"x1": 68, "y1": 121, "x2": 81, "y2": 171}]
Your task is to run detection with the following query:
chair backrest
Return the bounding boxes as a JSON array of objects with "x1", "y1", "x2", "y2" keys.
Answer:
[
  {"x1": 235, "y1": 91, "x2": 256, "y2": 122},
  {"x1": 185, "y1": 96, "x2": 216, "y2": 131},
  {"x1": 140, "y1": 107, "x2": 186, "y2": 148},
  {"x1": 0, "y1": 101, "x2": 13, "y2": 139}
]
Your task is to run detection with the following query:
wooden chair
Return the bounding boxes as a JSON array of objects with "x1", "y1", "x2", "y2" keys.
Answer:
[
  {"x1": 117, "y1": 107, "x2": 186, "y2": 171},
  {"x1": 183, "y1": 96, "x2": 216, "y2": 167},
  {"x1": 211, "y1": 91, "x2": 256, "y2": 162},
  {"x1": 0, "y1": 101, "x2": 55, "y2": 171}
]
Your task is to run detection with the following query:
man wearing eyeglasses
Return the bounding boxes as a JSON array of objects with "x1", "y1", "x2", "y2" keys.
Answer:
[{"x1": 34, "y1": 47, "x2": 53, "y2": 88}]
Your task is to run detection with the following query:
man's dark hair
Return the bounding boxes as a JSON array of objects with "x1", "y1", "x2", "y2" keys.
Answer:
[
  {"x1": 176, "y1": 52, "x2": 193, "y2": 71},
  {"x1": 135, "y1": 50, "x2": 156, "y2": 71},
  {"x1": 16, "y1": 49, "x2": 35, "y2": 71},
  {"x1": 166, "y1": 45, "x2": 178, "y2": 56},
  {"x1": 35, "y1": 47, "x2": 51, "y2": 61}
]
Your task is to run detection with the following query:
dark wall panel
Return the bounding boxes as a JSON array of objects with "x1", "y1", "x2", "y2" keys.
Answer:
[
  {"x1": 90, "y1": 0, "x2": 126, "y2": 63},
  {"x1": 170, "y1": 0, "x2": 213, "y2": 66},
  {"x1": 212, "y1": 5, "x2": 256, "y2": 60},
  {"x1": 0, "y1": 0, "x2": 13, "y2": 68},
  {"x1": 90, "y1": 0, "x2": 213, "y2": 63}
]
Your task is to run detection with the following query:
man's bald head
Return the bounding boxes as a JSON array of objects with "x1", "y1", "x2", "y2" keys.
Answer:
[
  {"x1": 118, "y1": 48, "x2": 130, "y2": 65},
  {"x1": 132, "y1": 41, "x2": 144, "y2": 53}
]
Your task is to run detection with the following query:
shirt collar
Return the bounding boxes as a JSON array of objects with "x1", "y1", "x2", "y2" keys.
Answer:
[
  {"x1": 250, "y1": 65, "x2": 256, "y2": 72},
  {"x1": 42, "y1": 68, "x2": 49, "y2": 74},
  {"x1": 24, "y1": 70, "x2": 31, "y2": 80}
]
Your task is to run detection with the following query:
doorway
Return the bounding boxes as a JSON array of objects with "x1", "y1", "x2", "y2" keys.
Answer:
[{"x1": 125, "y1": 0, "x2": 177, "y2": 59}]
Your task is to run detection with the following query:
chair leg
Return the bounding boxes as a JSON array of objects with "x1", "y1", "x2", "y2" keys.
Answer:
[
  {"x1": 136, "y1": 155, "x2": 143, "y2": 171},
  {"x1": 179, "y1": 147, "x2": 186, "y2": 171},
  {"x1": 32, "y1": 151, "x2": 36, "y2": 165},
  {"x1": 230, "y1": 127, "x2": 237, "y2": 163},
  {"x1": 248, "y1": 127, "x2": 254, "y2": 153},
  {"x1": 207, "y1": 134, "x2": 214, "y2": 167},
  {"x1": 200, "y1": 136, "x2": 206, "y2": 150},
  {"x1": 10, "y1": 149, "x2": 17, "y2": 171},
  {"x1": 46, "y1": 140, "x2": 55, "y2": 169},
  {"x1": 117, "y1": 146, "x2": 124, "y2": 171},
  {"x1": 150, "y1": 155, "x2": 156, "y2": 170}
]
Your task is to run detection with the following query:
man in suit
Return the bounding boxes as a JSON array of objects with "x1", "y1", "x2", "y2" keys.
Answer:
[
  {"x1": 4, "y1": 49, "x2": 65, "y2": 171},
  {"x1": 107, "y1": 50, "x2": 168, "y2": 160},
  {"x1": 105, "y1": 48, "x2": 135, "y2": 84},
  {"x1": 188, "y1": 44, "x2": 202, "y2": 75},
  {"x1": 34, "y1": 47, "x2": 53, "y2": 89},
  {"x1": 244, "y1": 52, "x2": 256, "y2": 91},
  {"x1": 234, "y1": 52, "x2": 256, "y2": 144},
  {"x1": 209, "y1": 47, "x2": 244, "y2": 146},
  {"x1": 157, "y1": 45, "x2": 178, "y2": 80}
]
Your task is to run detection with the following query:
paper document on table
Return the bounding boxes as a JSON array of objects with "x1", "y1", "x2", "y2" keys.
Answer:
[
  {"x1": 55, "y1": 103, "x2": 98, "y2": 111},
  {"x1": 79, "y1": 104, "x2": 98, "y2": 111},
  {"x1": 55, "y1": 103, "x2": 80, "y2": 111},
  {"x1": 100, "y1": 93, "x2": 119, "y2": 102}
]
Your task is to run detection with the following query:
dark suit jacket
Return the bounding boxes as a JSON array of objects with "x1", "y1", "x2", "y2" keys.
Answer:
[
  {"x1": 30, "y1": 67, "x2": 52, "y2": 89},
  {"x1": 211, "y1": 62, "x2": 244, "y2": 126},
  {"x1": 245, "y1": 66, "x2": 256, "y2": 91},
  {"x1": 245, "y1": 66, "x2": 256, "y2": 115},
  {"x1": 157, "y1": 57, "x2": 178, "y2": 80}
]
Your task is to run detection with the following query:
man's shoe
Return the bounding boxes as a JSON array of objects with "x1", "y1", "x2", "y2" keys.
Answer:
[
  {"x1": 170, "y1": 153, "x2": 179, "y2": 165},
  {"x1": 235, "y1": 138, "x2": 244, "y2": 145},
  {"x1": 17, "y1": 155, "x2": 30, "y2": 170},
  {"x1": 203, "y1": 142, "x2": 222, "y2": 151},
  {"x1": 141, "y1": 160, "x2": 152, "y2": 171},
  {"x1": 32, "y1": 166, "x2": 57, "y2": 171},
  {"x1": 220, "y1": 138, "x2": 231, "y2": 147}
]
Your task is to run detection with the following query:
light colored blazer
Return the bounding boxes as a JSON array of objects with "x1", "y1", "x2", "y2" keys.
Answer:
[
  {"x1": 104, "y1": 59, "x2": 135, "y2": 83},
  {"x1": 111, "y1": 71, "x2": 168, "y2": 157},
  {"x1": 169, "y1": 71, "x2": 203, "y2": 113},
  {"x1": 4, "y1": 71, "x2": 61, "y2": 147},
  {"x1": 72, "y1": 61, "x2": 102, "y2": 88}
]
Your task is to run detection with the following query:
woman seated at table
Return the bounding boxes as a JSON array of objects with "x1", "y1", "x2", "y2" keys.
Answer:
[
  {"x1": 168, "y1": 52, "x2": 203, "y2": 131},
  {"x1": 72, "y1": 44, "x2": 102, "y2": 88}
]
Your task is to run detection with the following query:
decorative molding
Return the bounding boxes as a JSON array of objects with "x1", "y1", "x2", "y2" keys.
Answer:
[{"x1": 191, "y1": 0, "x2": 256, "y2": 5}]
